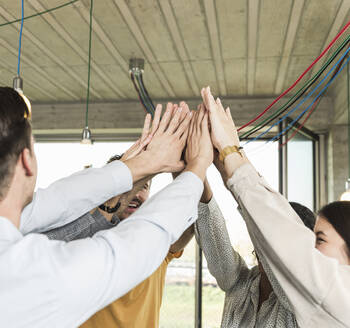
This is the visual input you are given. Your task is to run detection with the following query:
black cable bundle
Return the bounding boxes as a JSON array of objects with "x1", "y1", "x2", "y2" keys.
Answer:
[{"x1": 129, "y1": 58, "x2": 155, "y2": 117}]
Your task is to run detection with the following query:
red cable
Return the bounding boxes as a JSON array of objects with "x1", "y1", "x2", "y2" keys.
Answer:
[
  {"x1": 238, "y1": 20, "x2": 350, "y2": 132},
  {"x1": 279, "y1": 47, "x2": 350, "y2": 147}
]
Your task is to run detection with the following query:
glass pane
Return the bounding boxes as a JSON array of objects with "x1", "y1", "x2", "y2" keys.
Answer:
[
  {"x1": 202, "y1": 140, "x2": 279, "y2": 327},
  {"x1": 159, "y1": 238, "x2": 195, "y2": 328},
  {"x1": 34, "y1": 142, "x2": 133, "y2": 189},
  {"x1": 287, "y1": 133, "x2": 314, "y2": 210}
]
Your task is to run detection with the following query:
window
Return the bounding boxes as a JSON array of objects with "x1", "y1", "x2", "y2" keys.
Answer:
[{"x1": 284, "y1": 118, "x2": 320, "y2": 211}]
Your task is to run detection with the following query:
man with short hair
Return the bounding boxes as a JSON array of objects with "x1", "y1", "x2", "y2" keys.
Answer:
[
  {"x1": 45, "y1": 154, "x2": 194, "y2": 328},
  {"x1": 0, "y1": 88, "x2": 212, "y2": 327}
]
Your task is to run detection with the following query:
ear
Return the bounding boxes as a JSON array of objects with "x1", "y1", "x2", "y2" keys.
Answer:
[{"x1": 21, "y1": 148, "x2": 35, "y2": 177}]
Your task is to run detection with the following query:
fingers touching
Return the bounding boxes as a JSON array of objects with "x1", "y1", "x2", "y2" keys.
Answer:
[{"x1": 150, "y1": 104, "x2": 162, "y2": 136}]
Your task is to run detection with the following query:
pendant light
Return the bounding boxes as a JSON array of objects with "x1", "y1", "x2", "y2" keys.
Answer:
[
  {"x1": 13, "y1": 0, "x2": 32, "y2": 120},
  {"x1": 81, "y1": 0, "x2": 94, "y2": 144}
]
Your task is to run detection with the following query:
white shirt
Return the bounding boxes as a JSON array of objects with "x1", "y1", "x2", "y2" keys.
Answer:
[
  {"x1": 227, "y1": 163, "x2": 350, "y2": 328},
  {"x1": 0, "y1": 161, "x2": 203, "y2": 327}
]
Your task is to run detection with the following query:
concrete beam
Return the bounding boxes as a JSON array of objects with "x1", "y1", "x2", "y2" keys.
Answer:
[
  {"x1": 247, "y1": 0, "x2": 259, "y2": 95},
  {"x1": 274, "y1": 0, "x2": 305, "y2": 94},
  {"x1": 28, "y1": 0, "x2": 126, "y2": 99},
  {"x1": 309, "y1": 1, "x2": 350, "y2": 78},
  {"x1": 112, "y1": 0, "x2": 176, "y2": 97},
  {"x1": 158, "y1": 0, "x2": 200, "y2": 95},
  {"x1": 0, "y1": 4, "x2": 85, "y2": 100},
  {"x1": 31, "y1": 95, "x2": 333, "y2": 133},
  {"x1": 0, "y1": 38, "x2": 78, "y2": 100},
  {"x1": 203, "y1": 0, "x2": 227, "y2": 96}
]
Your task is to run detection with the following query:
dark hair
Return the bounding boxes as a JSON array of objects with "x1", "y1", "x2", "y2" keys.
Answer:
[
  {"x1": 289, "y1": 202, "x2": 315, "y2": 231},
  {"x1": 107, "y1": 154, "x2": 123, "y2": 164},
  {"x1": 0, "y1": 87, "x2": 32, "y2": 199},
  {"x1": 318, "y1": 201, "x2": 350, "y2": 252}
]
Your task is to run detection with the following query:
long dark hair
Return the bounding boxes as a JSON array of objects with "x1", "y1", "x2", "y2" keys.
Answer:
[{"x1": 318, "y1": 201, "x2": 350, "y2": 253}]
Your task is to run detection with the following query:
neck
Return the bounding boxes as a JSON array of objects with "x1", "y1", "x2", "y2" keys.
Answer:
[{"x1": 0, "y1": 175, "x2": 27, "y2": 229}]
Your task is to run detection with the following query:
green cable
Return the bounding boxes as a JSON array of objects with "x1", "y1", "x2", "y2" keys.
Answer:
[
  {"x1": 85, "y1": 0, "x2": 93, "y2": 127},
  {"x1": 0, "y1": 0, "x2": 79, "y2": 28},
  {"x1": 241, "y1": 34, "x2": 350, "y2": 138}
]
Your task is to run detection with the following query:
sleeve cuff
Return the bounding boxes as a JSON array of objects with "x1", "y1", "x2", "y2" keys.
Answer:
[
  {"x1": 104, "y1": 160, "x2": 133, "y2": 195},
  {"x1": 226, "y1": 163, "x2": 261, "y2": 198},
  {"x1": 124, "y1": 170, "x2": 203, "y2": 244},
  {"x1": 198, "y1": 197, "x2": 217, "y2": 216},
  {"x1": 176, "y1": 171, "x2": 204, "y2": 201}
]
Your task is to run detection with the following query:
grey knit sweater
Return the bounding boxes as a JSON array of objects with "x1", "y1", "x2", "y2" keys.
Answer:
[{"x1": 195, "y1": 197, "x2": 298, "y2": 328}]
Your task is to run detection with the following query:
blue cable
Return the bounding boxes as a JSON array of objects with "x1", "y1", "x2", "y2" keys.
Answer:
[
  {"x1": 269, "y1": 55, "x2": 350, "y2": 144},
  {"x1": 245, "y1": 45, "x2": 350, "y2": 145},
  {"x1": 17, "y1": 0, "x2": 24, "y2": 76}
]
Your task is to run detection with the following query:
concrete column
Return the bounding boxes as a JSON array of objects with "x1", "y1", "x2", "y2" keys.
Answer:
[{"x1": 327, "y1": 125, "x2": 348, "y2": 202}]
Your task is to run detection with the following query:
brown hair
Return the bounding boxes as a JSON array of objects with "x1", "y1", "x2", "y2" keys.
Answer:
[{"x1": 0, "y1": 87, "x2": 32, "y2": 199}]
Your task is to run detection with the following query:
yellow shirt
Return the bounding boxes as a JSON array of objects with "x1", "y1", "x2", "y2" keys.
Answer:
[{"x1": 81, "y1": 251, "x2": 182, "y2": 328}]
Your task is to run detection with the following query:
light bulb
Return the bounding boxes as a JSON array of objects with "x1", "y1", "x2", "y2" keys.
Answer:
[
  {"x1": 13, "y1": 76, "x2": 32, "y2": 120},
  {"x1": 81, "y1": 126, "x2": 92, "y2": 144},
  {"x1": 340, "y1": 190, "x2": 350, "y2": 201},
  {"x1": 340, "y1": 179, "x2": 350, "y2": 201}
]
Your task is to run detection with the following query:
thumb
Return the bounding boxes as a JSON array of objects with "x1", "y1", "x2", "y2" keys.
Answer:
[{"x1": 225, "y1": 107, "x2": 234, "y2": 124}]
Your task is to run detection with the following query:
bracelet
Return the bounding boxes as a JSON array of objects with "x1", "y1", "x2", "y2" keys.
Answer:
[
  {"x1": 219, "y1": 145, "x2": 243, "y2": 162},
  {"x1": 99, "y1": 201, "x2": 121, "y2": 214}
]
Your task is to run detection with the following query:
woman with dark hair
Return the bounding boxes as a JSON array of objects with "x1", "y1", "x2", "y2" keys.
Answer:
[
  {"x1": 200, "y1": 86, "x2": 350, "y2": 328},
  {"x1": 316, "y1": 201, "x2": 350, "y2": 265},
  {"x1": 195, "y1": 182, "x2": 316, "y2": 327}
]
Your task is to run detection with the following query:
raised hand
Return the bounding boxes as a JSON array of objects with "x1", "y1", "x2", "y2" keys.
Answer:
[
  {"x1": 121, "y1": 113, "x2": 153, "y2": 161},
  {"x1": 201, "y1": 86, "x2": 240, "y2": 152},
  {"x1": 201, "y1": 86, "x2": 249, "y2": 181},
  {"x1": 145, "y1": 102, "x2": 192, "y2": 173},
  {"x1": 184, "y1": 104, "x2": 213, "y2": 181}
]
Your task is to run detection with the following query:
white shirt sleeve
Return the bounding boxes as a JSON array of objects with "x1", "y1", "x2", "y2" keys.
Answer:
[
  {"x1": 48, "y1": 171, "x2": 203, "y2": 326},
  {"x1": 20, "y1": 161, "x2": 132, "y2": 235},
  {"x1": 227, "y1": 163, "x2": 350, "y2": 327}
]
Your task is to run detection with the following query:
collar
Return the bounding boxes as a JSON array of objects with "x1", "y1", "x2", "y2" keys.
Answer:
[{"x1": 0, "y1": 216, "x2": 23, "y2": 243}]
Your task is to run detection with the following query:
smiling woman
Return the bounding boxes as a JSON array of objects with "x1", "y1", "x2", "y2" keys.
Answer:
[{"x1": 316, "y1": 201, "x2": 350, "y2": 265}]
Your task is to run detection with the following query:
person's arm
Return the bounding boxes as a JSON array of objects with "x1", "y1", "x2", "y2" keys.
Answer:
[
  {"x1": 201, "y1": 87, "x2": 350, "y2": 326},
  {"x1": 48, "y1": 170, "x2": 203, "y2": 326},
  {"x1": 46, "y1": 101, "x2": 209, "y2": 326},
  {"x1": 194, "y1": 179, "x2": 250, "y2": 292},
  {"x1": 169, "y1": 224, "x2": 194, "y2": 254},
  {"x1": 43, "y1": 210, "x2": 116, "y2": 242},
  {"x1": 20, "y1": 160, "x2": 133, "y2": 235},
  {"x1": 21, "y1": 105, "x2": 192, "y2": 235},
  {"x1": 226, "y1": 163, "x2": 350, "y2": 326}
]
